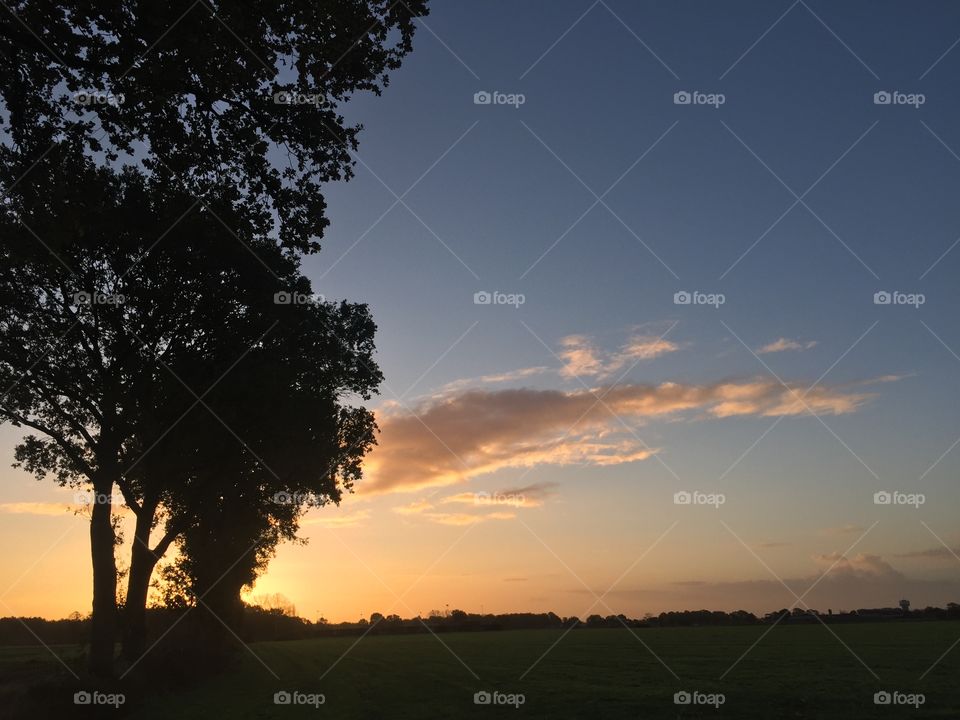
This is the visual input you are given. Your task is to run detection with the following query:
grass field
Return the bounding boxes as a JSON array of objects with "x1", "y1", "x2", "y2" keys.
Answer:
[{"x1": 6, "y1": 623, "x2": 960, "y2": 718}]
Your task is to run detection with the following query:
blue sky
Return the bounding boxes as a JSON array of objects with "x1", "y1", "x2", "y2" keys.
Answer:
[{"x1": 4, "y1": 0, "x2": 960, "y2": 621}]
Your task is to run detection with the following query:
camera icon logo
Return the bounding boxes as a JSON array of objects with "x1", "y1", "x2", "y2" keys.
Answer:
[
  {"x1": 673, "y1": 291, "x2": 691, "y2": 305},
  {"x1": 474, "y1": 690, "x2": 492, "y2": 705},
  {"x1": 674, "y1": 491, "x2": 692, "y2": 505},
  {"x1": 874, "y1": 691, "x2": 892, "y2": 705},
  {"x1": 273, "y1": 492, "x2": 293, "y2": 504},
  {"x1": 474, "y1": 291, "x2": 492, "y2": 305},
  {"x1": 274, "y1": 691, "x2": 292, "y2": 705},
  {"x1": 274, "y1": 91, "x2": 292, "y2": 105},
  {"x1": 673, "y1": 91, "x2": 691, "y2": 105},
  {"x1": 873, "y1": 291, "x2": 891, "y2": 305},
  {"x1": 73, "y1": 691, "x2": 92, "y2": 705},
  {"x1": 674, "y1": 691, "x2": 692, "y2": 705},
  {"x1": 874, "y1": 491, "x2": 892, "y2": 505},
  {"x1": 474, "y1": 91, "x2": 492, "y2": 105},
  {"x1": 873, "y1": 91, "x2": 892, "y2": 105},
  {"x1": 274, "y1": 291, "x2": 293, "y2": 304}
]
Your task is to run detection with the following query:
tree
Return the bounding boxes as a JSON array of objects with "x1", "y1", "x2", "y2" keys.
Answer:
[
  {"x1": 0, "y1": 0, "x2": 427, "y2": 676},
  {"x1": 0, "y1": 0, "x2": 428, "y2": 252},
  {"x1": 139, "y1": 291, "x2": 379, "y2": 659},
  {"x1": 0, "y1": 143, "x2": 379, "y2": 673},
  {"x1": 251, "y1": 594, "x2": 298, "y2": 618}
]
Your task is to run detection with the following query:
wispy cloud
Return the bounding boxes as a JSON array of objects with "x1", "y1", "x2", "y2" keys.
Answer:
[
  {"x1": 303, "y1": 508, "x2": 371, "y2": 529},
  {"x1": 559, "y1": 333, "x2": 680, "y2": 379},
  {"x1": 0, "y1": 502, "x2": 76, "y2": 516},
  {"x1": 819, "y1": 524, "x2": 868, "y2": 536},
  {"x1": 392, "y1": 483, "x2": 558, "y2": 525},
  {"x1": 437, "y1": 366, "x2": 551, "y2": 395},
  {"x1": 392, "y1": 499, "x2": 516, "y2": 526},
  {"x1": 363, "y1": 377, "x2": 882, "y2": 495},
  {"x1": 895, "y1": 546, "x2": 960, "y2": 561},
  {"x1": 756, "y1": 338, "x2": 818, "y2": 354},
  {"x1": 440, "y1": 482, "x2": 559, "y2": 509}
]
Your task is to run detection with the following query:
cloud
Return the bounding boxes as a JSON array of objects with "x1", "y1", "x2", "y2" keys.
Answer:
[
  {"x1": 439, "y1": 482, "x2": 560, "y2": 509},
  {"x1": 392, "y1": 483, "x2": 558, "y2": 526},
  {"x1": 813, "y1": 552, "x2": 902, "y2": 579},
  {"x1": 437, "y1": 366, "x2": 551, "y2": 395},
  {"x1": 819, "y1": 524, "x2": 868, "y2": 536},
  {"x1": 895, "y1": 546, "x2": 960, "y2": 561},
  {"x1": 302, "y1": 509, "x2": 370, "y2": 529},
  {"x1": 558, "y1": 333, "x2": 680, "y2": 379},
  {"x1": 576, "y1": 553, "x2": 960, "y2": 615},
  {"x1": 0, "y1": 502, "x2": 76, "y2": 516},
  {"x1": 363, "y1": 378, "x2": 879, "y2": 495},
  {"x1": 425, "y1": 511, "x2": 515, "y2": 526},
  {"x1": 393, "y1": 499, "x2": 434, "y2": 516},
  {"x1": 391, "y1": 499, "x2": 516, "y2": 526},
  {"x1": 757, "y1": 338, "x2": 818, "y2": 354}
]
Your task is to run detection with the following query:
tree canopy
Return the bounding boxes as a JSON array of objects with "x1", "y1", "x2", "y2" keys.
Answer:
[{"x1": 0, "y1": 0, "x2": 426, "y2": 678}]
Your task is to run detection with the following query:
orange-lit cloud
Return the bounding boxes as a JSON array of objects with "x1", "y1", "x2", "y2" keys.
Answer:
[
  {"x1": 559, "y1": 334, "x2": 680, "y2": 378},
  {"x1": 757, "y1": 338, "x2": 818, "y2": 354},
  {"x1": 362, "y1": 378, "x2": 878, "y2": 495},
  {"x1": 391, "y1": 498, "x2": 516, "y2": 526},
  {"x1": 0, "y1": 502, "x2": 76, "y2": 516},
  {"x1": 302, "y1": 508, "x2": 370, "y2": 529},
  {"x1": 438, "y1": 366, "x2": 551, "y2": 395},
  {"x1": 439, "y1": 482, "x2": 559, "y2": 509}
]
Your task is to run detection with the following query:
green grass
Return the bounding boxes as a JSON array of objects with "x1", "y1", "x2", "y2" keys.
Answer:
[
  {"x1": 130, "y1": 623, "x2": 960, "y2": 718},
  {"x1": 6, "y1": 623, "x2": 960, "y2": 718}
]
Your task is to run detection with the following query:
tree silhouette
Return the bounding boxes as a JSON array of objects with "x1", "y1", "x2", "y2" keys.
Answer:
[
  {"x1": 0, "y1": 0, "x2": 426, "y2": 676},
  {"x1": 0, "y1": 0, "x2": 428, "y2": 253},
  {"x1": 142, "y1": 300, "x2": 379, "y2": 660},
  {"x1": 0, "y1": 144, "x2": 379, "y2": 673}
]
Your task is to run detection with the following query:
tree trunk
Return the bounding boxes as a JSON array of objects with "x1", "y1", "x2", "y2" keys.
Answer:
[
  {"x1": 88, "y1": 474, "x2": 117, "y2": 677},
  {"x1": 121, "y1": 506, "x2": 155, "y2": 663},
  {"x1": 121, "y1": 503, "x2": 177, "y2": 664}
]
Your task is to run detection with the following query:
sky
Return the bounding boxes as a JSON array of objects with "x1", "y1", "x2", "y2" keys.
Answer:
[{"x1": 3, "y1": 0, "x2": 960, "y2": 623}]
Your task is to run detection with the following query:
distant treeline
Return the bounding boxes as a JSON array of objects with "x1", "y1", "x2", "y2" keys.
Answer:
[{"x1": 4, "y1": 602, "x2": 960, "y2": 646}]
